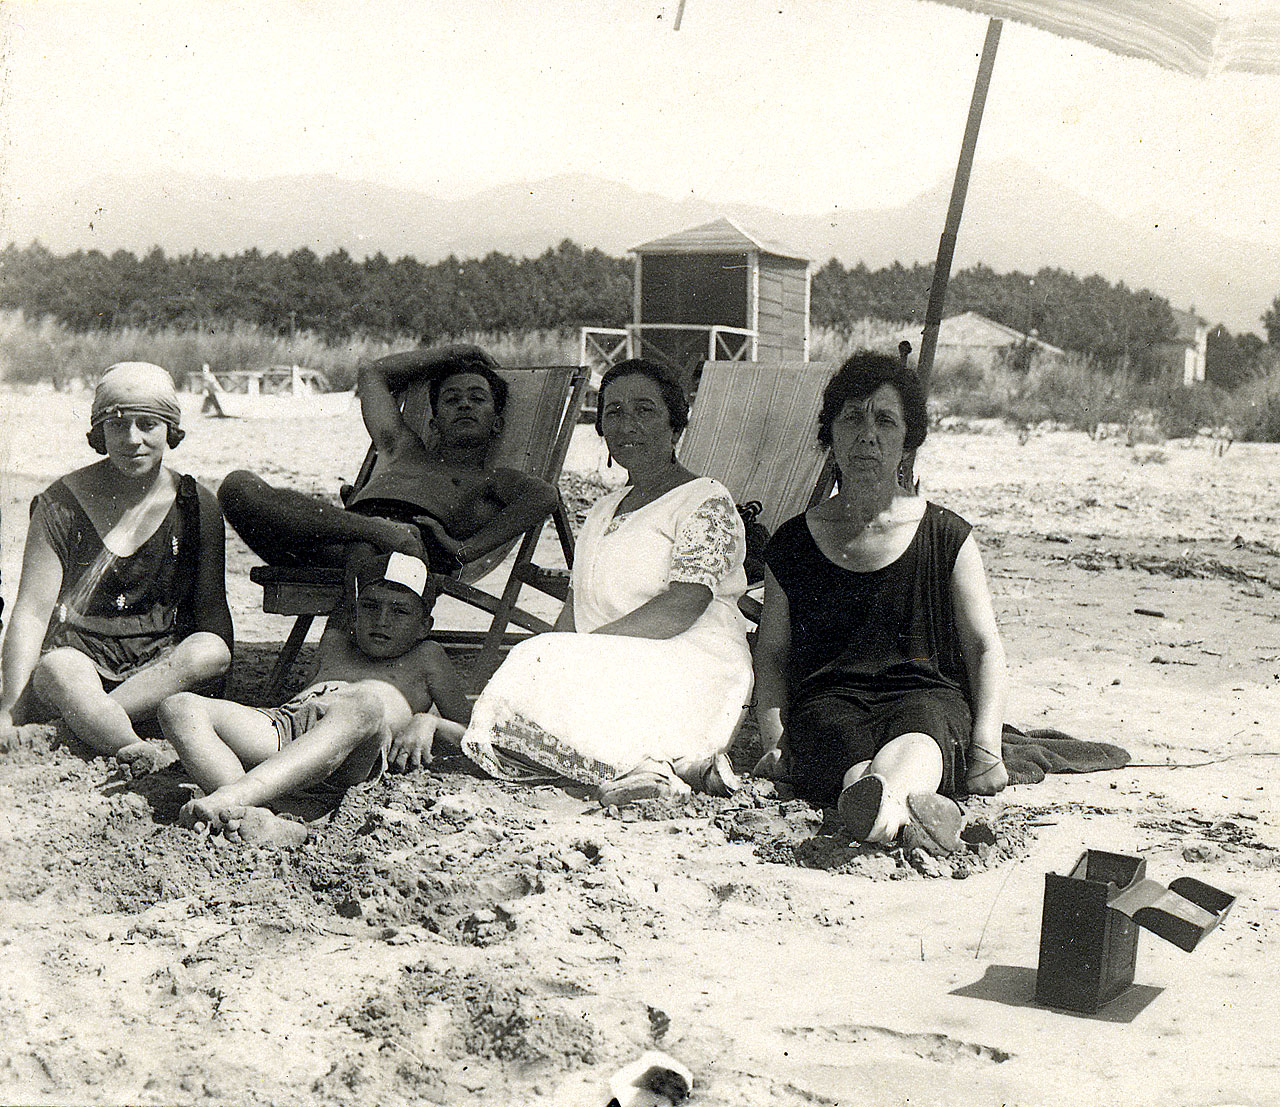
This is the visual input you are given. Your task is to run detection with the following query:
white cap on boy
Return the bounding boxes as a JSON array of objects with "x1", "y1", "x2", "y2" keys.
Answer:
[{"x1": 383, "y1": 552, "x2": 430, "y2": 597}]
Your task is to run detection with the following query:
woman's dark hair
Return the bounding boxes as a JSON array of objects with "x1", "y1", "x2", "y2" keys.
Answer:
[
  {"x1": 426, "y1": 353, "x2": 510, "y2": 417},
  {"x1": 817, "y1": 351, "x2": 928, "y2": 453},
  {"x1": 87, "y1": 421, "x2": 184, "y2": 455},
  {"x1": 594, "y1": 359, "x2": 689, "y2": 436}
]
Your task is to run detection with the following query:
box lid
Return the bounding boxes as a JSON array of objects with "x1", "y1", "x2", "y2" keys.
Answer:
[{"x1": 1107, "y1": 875, "x2": 1235, "y2": 951}]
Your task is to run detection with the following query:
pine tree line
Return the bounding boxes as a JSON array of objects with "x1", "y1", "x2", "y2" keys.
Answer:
[{"x1": 1, "y1": 240, "x2": 1186, "y2": 373}]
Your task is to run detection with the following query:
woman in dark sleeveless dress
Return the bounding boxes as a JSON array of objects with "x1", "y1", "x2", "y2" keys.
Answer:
[
  {"x1": 0, "y1": 363, "x2": 233, "y2": 770},
  {"x1": 752, "y1": 351, "x2": 1008, "y2": 853}
]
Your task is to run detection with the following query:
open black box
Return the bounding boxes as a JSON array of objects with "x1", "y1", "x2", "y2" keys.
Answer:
[{"x1": 1035, "y1": 849, "x2": 1235, "y2": 1014}]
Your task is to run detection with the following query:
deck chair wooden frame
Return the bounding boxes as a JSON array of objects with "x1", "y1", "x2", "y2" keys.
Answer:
[
  {"x1": 250, "y1": 364, "x2": 590, "y2": 697},
  {"x1": 677, "y1": 359, "x2": 837, "y2": 621}
]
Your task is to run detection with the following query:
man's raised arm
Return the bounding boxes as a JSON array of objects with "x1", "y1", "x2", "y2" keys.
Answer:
[{"x1": 357, "y1": 345, "x2": 499, "y2": 453}]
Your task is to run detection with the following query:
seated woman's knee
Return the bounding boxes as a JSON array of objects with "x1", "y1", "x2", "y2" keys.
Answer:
[
  {"x1": 174, "y1": 632, "x2": 232, "y2": 681},
  {"x1": 32, "y1": 648, "x2": 96, "y2": 696},
  {"x1": 216, "y1": 470, "x2": 262, "y2": 515}
]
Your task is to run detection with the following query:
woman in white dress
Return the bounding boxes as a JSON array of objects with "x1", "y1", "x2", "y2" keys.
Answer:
[{"x1": 462, "y1": 359, "x2": 752, "y2": 795}]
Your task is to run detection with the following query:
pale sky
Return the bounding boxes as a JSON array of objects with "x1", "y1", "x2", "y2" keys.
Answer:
[{"x1": 1, "y1": 0, "x2": 1278, "y2": 247}]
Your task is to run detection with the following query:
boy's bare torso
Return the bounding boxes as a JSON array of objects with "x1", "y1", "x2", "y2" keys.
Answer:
[{"x1": 304, "y1": 632, "x2": 440, "y2": 734}]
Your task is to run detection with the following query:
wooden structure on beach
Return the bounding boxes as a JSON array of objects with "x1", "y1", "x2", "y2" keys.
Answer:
[
  {"x1": 195, "y1": 364, "x2": 354, "y2": 419},
  {"x1": 581, "y1": 217, "x2": 811, "y2": 390},
  {"x1": 894, "y1": 311, "x2": 1066, "y2": 374},
  {"x1": 1157, "y1": 307, "x2": 1208, "y2": 388}
]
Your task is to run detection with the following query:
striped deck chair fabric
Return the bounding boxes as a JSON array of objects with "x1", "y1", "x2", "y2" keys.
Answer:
[{"x1": 677, "y1": 360, "x2": 835, "y2": 535}]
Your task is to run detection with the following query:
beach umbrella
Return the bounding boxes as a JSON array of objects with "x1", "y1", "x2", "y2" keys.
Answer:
[
  {"x1": 917, "y1": 0, "x2": 1280, "y2": 78},
  {"x1": 905, "y1": 0, "x2": 1280, "y2": 389}
]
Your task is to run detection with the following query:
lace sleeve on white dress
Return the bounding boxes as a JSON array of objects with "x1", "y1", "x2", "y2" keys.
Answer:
[{"x1": 669, "y1": 493, "x2": 740, "y2": 589}]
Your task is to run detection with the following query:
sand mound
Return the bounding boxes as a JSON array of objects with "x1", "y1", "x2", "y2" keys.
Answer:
[{"x1": 713, "y1": 784, "x2": 1040, "y2": 879}]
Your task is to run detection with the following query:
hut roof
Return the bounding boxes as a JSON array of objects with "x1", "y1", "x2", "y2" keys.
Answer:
[
  {"x1": 630, "y1": 216, "x2": 808, "y2": 262},
  {"x1": 899, "y1": 311, "x2": 1066, "y2": 355},
  {"x1": 1168, "y1": 307, "x2": 1207, "y2": 344}
]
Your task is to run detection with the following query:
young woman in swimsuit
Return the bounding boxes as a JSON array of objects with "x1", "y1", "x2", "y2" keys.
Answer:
[{"x1": 0, "y1": 362, "x2": 233, "y2": 770}]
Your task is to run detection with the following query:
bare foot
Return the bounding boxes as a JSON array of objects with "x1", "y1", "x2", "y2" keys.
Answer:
[
  {"x1": 966, "y1": 749, "x2": 1009, "y2": 795},
  {"x1": 180, "y1": 795, "x2": 308, "y2": 848},
  {"x1": 224, "y1": 806, "x2": 309, "y2": 848},
  {"x1": 0, "y1": 723, "x2": 60, "y2": 754},
  {"x1": 115, "y1": 740, "x2": 172, "y2": 778},
  {"x1": 369, "y1": 517, "x2": 426, "y2": 561}
]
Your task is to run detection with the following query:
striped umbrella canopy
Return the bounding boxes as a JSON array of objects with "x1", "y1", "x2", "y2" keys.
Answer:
[
  {"x1": 897, "y1": 0, "x2": 1280, "y2": 396},
  {"x1": 918, "y1": 0, "x2": 1280, "y2": 77}
]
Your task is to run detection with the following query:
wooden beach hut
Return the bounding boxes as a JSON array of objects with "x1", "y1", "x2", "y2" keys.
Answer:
[{"x1": 581, "y1": 216, "x2": 811, "y2": 391}]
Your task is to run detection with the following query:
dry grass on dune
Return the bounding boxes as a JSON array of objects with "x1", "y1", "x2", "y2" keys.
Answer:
[{"x1": 0, "y1": 311, "x2": 579, "y2": 392}]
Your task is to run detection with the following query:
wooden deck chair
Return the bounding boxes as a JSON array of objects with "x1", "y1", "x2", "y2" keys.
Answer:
[
  {"x1": 250, "y1": 364, "x2": 590, "y2": 697},
  {"x1": 676, "y1": 360, "x2": 837, "y2": 620}
]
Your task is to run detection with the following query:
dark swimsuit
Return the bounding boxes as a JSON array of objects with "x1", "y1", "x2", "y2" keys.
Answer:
[
  {"x1": 764, "y1": 501, "x2": 974, "y2": 805},
  {"x1": 33, "y1": 476, "x2": 202, "y2": 683},
  {"x1": 344, "y1": 497, "x2": 465, "y2": 574}
]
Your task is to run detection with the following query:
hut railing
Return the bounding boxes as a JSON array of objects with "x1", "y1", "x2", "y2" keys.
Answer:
[
  {"x1": 578, "y1": 323, "x2": 758, "y2": 375},
  {"x1": 579, "y1": 328, "x2": 630, "y2": 373}
]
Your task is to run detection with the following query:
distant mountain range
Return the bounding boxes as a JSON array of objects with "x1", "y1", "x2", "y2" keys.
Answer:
[{"x1": 3, "y1": 162, "x2": 1275, "y2": 333}]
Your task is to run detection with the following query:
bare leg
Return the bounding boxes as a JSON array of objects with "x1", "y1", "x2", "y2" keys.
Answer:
[
  {"x1": 108, "y1": 632, "x2": 232, "y2": 774},
  {"x1": 206, "y1": 692, "x2": 388, "y2": 807},
  {"x1": 160, "y1": 691, "x2": 381, "y2": 844},
  {"x1": 167, "y1": 685, "x2": 393, "y2": 843},
  {"x1": 218, "y1": 470, "x2": 426, "y2": 564},
  {"x1": 158, "y1": 691, "x2": 281, "y2": 793},
  {"x1": 110, "y1": 632, "x2": 231, "y2": 720},
  {"x1": 838, "y1": 733, "x2": 942, "y2": 845},
  {"x1": 32, "y1": 636, "x2": 230, "y2": 762},
  {"x1": 162, "y1": 690, "x2": 358, "y2": 848},
  {"x1": 33, "y1": 649, "x2": 146, "y2": 757}
]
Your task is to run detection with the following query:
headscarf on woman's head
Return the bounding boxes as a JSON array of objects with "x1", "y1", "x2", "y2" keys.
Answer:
[{"x1": 87, "y1": 362, "x2": 185, "y2": 453}]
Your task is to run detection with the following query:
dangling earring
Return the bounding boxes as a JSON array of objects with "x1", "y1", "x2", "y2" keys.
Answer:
[{"x1": 607, "y1": 455, "x2": 613, "y2": 468}]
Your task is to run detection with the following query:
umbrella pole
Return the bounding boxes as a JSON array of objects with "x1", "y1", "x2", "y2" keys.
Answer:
[
  {"x1": 916, "y1": 16, "x2": 1002, "y2": 393},
  {"x1": 904, "y1": 16, "x2": 1001, "y2": 490}
]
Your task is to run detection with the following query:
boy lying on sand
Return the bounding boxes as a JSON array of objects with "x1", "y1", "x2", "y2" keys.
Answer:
[{"x1": 158, "y1": 552, "x2": 468, "y2": 846}]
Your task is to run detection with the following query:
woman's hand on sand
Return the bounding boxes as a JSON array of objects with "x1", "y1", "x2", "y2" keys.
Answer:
[
  {"x1": 753, "y1": 744, "x2": 784, "y2": 780},
  {"x1": 0, "y1": 711, "x2": 19, "y2": 752},
  {"x1": 966, "y1": 747, "x2": 1009, "y2": 795}
]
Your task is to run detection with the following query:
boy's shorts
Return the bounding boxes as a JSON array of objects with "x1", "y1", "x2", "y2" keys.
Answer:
[{"x1": 256, "y1": 681, "x2": 387, "y2": 783}]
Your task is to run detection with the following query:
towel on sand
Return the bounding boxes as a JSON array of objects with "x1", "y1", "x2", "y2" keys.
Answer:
[{"x1": 1000, "y1": 724, "x2": 1130, "y2": 785}]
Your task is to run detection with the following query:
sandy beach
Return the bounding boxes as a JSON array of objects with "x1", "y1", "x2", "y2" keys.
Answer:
[{"x1": 1, "y1": 385, "x2": 1277, "y2": 1106}]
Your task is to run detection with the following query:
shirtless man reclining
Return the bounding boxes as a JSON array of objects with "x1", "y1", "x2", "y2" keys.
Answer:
[{"x1": 218, "y1": 344, "x2": 558, "y2": 575}]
